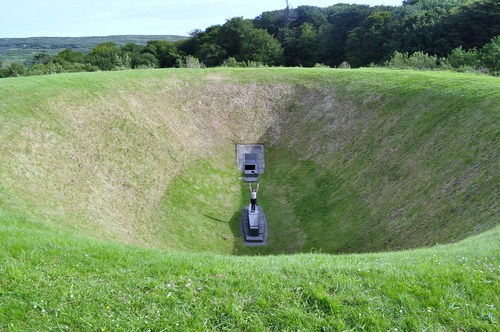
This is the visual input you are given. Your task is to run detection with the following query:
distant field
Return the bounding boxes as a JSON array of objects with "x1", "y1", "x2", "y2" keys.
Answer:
[{"x1": 0, "y1": 35, "x2": 187, "y2": 65}]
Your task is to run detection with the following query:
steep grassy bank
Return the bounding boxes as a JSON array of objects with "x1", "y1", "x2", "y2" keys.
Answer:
[{"x1": 0, "y1": 68, "x2": 498, "y2": 256}]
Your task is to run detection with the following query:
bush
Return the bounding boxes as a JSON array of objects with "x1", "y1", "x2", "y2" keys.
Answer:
[
  {"x1": 6, "y1": 62, "x2": 25, "y2": 77},
  {"x1": 224, "y1": 57, "x2": 240, "y2": 67},
  {"x1": 447, "y1": 46, "x2": 480, "y2": 69},
  {"x1": 28, "y1": 63, "x2": 50, "y2": 76},
  {"x1": 479, "y1": 36, "x2": 500, "y2": 74},
  {"x1": 177, "y1": 55, "x2": 203, "y2": 68},
  {"x1": 337, "y1": 61, "x2": 351, "y2": 69},
  {"x1": 221, "y1": 57, "x2": 266, "y2": 68},
  {"x1": 385, "y1": 51, "x2": 440, "y2": 70}
]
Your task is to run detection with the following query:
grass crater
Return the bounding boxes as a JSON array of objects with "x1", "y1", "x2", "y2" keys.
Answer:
[{"x1": 1, "y1": 68, "x2": 498, "y2": 255}]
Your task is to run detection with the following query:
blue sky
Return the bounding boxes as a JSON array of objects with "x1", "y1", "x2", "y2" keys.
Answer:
[{"x1": 1, "y1": 0, "x2": 403, "y2": 38}]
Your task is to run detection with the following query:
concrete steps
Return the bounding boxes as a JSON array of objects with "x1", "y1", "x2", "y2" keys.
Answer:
[{"x1": 240, "y1": 205, "x2": 267, "y2": 246}]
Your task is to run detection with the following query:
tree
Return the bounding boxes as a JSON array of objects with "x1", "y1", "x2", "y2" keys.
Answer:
[
  {"x1": 253, "y1": 10, "x2": 283, "y2": 37},
  {"x1": 294, "y1": 5, "x2": 328, "y2": 29},
  {"x1": 241, "y1": 28, "x2": 283, "y2": 65},
  {"x1": 216, "y1": 17, "x2": 252, "y2": 58},
  {"x1": 6, "y1": 62, "x2": 25, "y2": 77},
  {"x1": 286, "y1": 23, "x2": 319, "y2": 66},
  {"x1": 197, "y1": 43, "x2": 226, "y2": 67},
  {"x1": 403, "y1": 0, "x2": 420, "y2": 5},
  {"x1": 479, "y1": 35, "x2": 500, "y2": 73},
  {"x1": 345, "y1": 10, "x2": 393, "y2": 67},
  {"x1": 53, "y1": 48, "x2": 85, "y2": 65},
  {"x1": 318, "y1": 4, "x2": 372, "y2": 66},
  {"x1": 447, "y1": 46, "x2": 479, "y2": 69},
  {"x1": 189, "y1": 17, "x2": 283, "y2": 66},
  {"x1": 145, "y1": 40, "x2": 179, "y2": 68},
  {"x1": 132, "y1": 53, "x2": 158, "y2": 69},
  {"x1": 452, "y1": 0, "x2": 500, "y2": 51},
  {"x1": 85, "y1": 42, "x2": 120, "y2": 70},
  {"x1": 0, "y1": 61, "x2": 5, "y2": 78},
  {"x1": 31, "y1": 52, "x2": 53, "y2": 66}
]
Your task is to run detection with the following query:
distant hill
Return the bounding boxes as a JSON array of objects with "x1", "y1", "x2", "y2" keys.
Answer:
[{"x1": 0, "y1": 35, "x2": 187, "y2": 65}]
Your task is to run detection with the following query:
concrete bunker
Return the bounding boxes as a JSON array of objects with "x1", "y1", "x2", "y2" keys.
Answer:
[{"x1": 237, "y1": 144, "x2": 265, "y2": 182}]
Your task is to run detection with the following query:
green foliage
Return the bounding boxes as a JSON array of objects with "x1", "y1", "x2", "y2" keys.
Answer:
[
  {"x1": 222, "y1": 57, "x2": 264, "y2": 68},
  {"x1": 447, "y1": 46, "x2": 480, "y2": 69},
  {"x1": 385, "y1": 51, "x2": 441, "y2": 70},
  {"x1": 31, "y1": 52, "x2": 53, "y2": 66},
  {"x1": 114, "y1": 53, "x2": 132, "y2": 70},
  {"x1": 53, "y1": 48, "x2": 85, "y2": 65},
  {"x1": 197, "y1": 42, "x2": 226, "y2": 67},
  {"x1": 1, "y1": 1, "x2": 499, "y2": 76},
  {"x1": 288, "y1": 23, "x2": 319, "y2": 66},
  {"x1": 346, "y1": 10, "x2": 393, "y2": 67},
  {"x1": 27, "y1": 62, "x2": 61, "y2": 75},
  {"x1": 337, "y1": 61, "x2": 351, "y2": 69},
  {"x1": 177, "y1": 55, "x2": 203, "y2": 68},
  {"x1": 240, "y1": 28, "x2": 283, "y2": 65},
  {"x1": 132, "y1": 52, "x2": 158, "y2": 69},
  {"x1": 6, "y1": 62, "x2": 25, "y2": 77},
  {"x1": 479, "y1": 35, "x2": 500, "y2": 74},
  {"x1": 145, "y1": 40, "x2": 180, "y2": 68},
  {"x1": 85, "y1": 42, "x2": 120, "y2": 70},
  {"x1": 187, "y1": 17, "x2": 282, "y2": 67},
  {"x1": 317, "y1": 4, "x2": 372, "y2": 67}
]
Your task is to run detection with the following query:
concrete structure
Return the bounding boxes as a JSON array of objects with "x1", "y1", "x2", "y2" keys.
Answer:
[
  {"x1": 237, "y1": 144, "x2": 264, "y2": 182},
  {"x1": 240, "y1": 205, "x2": 267, "y2": 245},
  {"x1": 248, "y1": 204, "x2": 260, "y2": 235},
  {"x1": 244, "y1": 153, "x2": 259, "y2": 182}
]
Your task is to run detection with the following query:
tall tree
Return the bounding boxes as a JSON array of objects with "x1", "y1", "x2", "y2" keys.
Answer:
[
  {"x1": 85, "y1": 42, "x2": 120, "y2": 70},
  {"x1": 241, "y1": 28, "x2": 284, "y2": 65},
  {"x1": 53, "y1": 48, "x2": 85, "y2": 65},
  {"x1": 318, "y1": 4, "x2": 372, "y2": 66},
  {"x1": 31, "y1": 52, "x2": 53, "y2": 66},
  {"x1": 145, "y1": 40, "x2": 180, "y2": 68},
  {"x1": 345, "y1": 10, "x2": 393, "y2": 67}
]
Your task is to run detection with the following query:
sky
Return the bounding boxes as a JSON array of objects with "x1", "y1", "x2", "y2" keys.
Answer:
[{"x1": 0, "y1": 0, "x2": 403, "y2": 38}]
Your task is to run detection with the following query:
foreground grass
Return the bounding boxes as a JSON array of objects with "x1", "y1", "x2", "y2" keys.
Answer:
[{"x1": 1, "y1": 212, "x2": 498, "y2": 330}]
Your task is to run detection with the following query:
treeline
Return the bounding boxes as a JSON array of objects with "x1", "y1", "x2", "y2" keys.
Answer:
[{"x1": 1, "y1": 0, "x2": 499, "y2": 78}]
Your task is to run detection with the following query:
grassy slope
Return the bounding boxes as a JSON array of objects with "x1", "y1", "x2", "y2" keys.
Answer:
[
  {"x1": 0, "y1": 68, "x2": 499, "y2": 328},
  {"x1": 0, "y1": 68, "x2": 499, "y2": 255}
]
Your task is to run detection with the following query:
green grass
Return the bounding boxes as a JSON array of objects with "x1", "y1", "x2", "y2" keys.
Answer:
[
  {"x1": 0, "y1": 68, "x2": 498, "y2": 254},
  {"x1": 1, "y1": 214, "x2": 498, "y2": 330},
  {"x1": 0, "y1": 68, "x2": 499, "y2": 329}
]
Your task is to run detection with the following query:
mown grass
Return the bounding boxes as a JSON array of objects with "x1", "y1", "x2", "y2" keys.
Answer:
[
  {"x1": 0, "y1": 68, "x2": 499, "y2": 328},
  {"x1": 1, "y1": 212, "x2": 498, "y2": 330}
]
